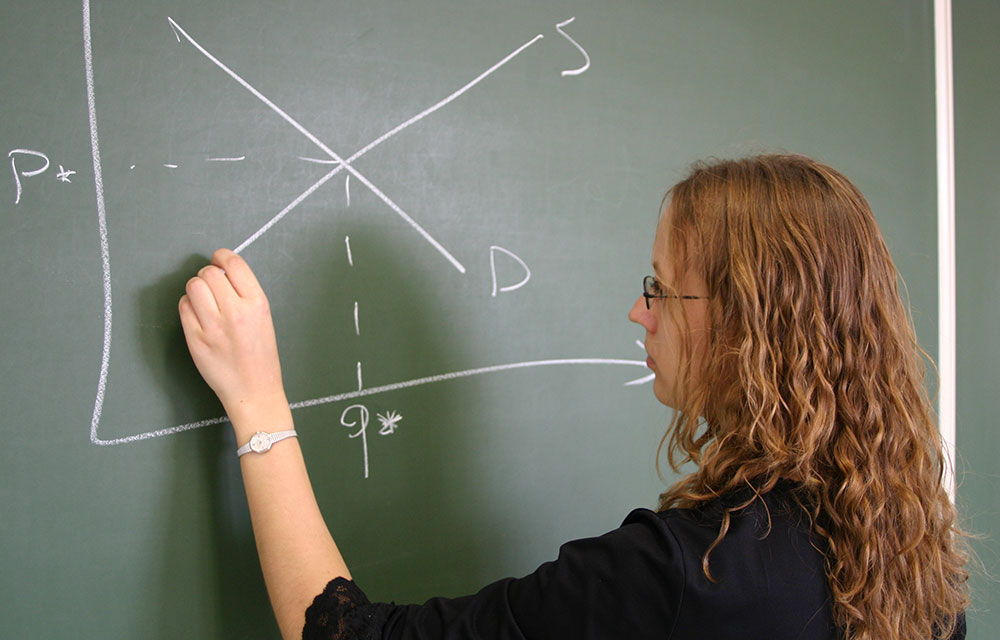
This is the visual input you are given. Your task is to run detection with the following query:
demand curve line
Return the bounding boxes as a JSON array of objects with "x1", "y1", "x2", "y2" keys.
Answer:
[
  {"x1": 168, "y1": 18, "x2": 538, "y2": 273},
  {"x1": 167, "y1": 17, "x2": 344, "y2": 166},
  {"x1": 168, "y1": 17, "x2": 543, "y2": 272},
  {"x1": 167, "y1": 17, "x2": 464, "y2": 271}
]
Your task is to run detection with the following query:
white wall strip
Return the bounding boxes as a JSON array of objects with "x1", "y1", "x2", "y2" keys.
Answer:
[{"x1": 934, "y1": 0, "x2": 957, "y2": 501}]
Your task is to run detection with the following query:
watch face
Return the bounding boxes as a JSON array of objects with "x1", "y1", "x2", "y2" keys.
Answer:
[{"x1": 249, "y1": 432, "x2": 270, "y2": 453}]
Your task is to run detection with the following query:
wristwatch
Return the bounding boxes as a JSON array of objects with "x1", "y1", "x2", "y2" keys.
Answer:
[{"x1": 237, "y1": 429, "x2": 298, "y2": 456}]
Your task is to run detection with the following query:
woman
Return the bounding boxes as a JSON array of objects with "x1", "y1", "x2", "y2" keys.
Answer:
[{"x1": 179, "y1": 154, "x2": 968, "y2": 639}]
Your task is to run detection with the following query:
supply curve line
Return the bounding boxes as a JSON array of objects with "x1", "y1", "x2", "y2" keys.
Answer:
[
  {"x1": 92, "y1": 358, "x2": 649, "y2": 446},
  {"x1": 167, "y1": 17, "x2": 544, "y2": 272}
]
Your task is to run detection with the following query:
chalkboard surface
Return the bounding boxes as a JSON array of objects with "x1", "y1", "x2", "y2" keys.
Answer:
[
  {"x1": 954, "y1": 0, "x2": 1000, "y2": 635},
  {"x1": 1, "y1": 1, "x2": 955, "y2": 637}
]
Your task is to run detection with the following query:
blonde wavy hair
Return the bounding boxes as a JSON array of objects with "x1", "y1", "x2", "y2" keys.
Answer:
[{"x1": 655, "y1": 154, "x2": 968, "y2": 640}]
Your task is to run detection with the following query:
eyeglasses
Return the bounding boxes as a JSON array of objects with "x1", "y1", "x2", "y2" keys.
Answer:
[{"x1": 643, "y1": 275, "x2": 710, "y2": 309}]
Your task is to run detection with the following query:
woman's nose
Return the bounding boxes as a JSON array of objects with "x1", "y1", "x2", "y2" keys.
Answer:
[{"x1": 628, "y1": 296, "x2": 656, "y2": 333}]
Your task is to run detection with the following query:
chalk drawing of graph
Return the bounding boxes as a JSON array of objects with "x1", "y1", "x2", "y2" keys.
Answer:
[{"x1": 82, "y1": 1, "x2": 650, "y2": 447}]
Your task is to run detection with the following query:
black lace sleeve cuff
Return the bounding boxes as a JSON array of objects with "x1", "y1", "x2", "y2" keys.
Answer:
[{"x1": 303, "y1": 577, "x2": 393, "y2": 640}]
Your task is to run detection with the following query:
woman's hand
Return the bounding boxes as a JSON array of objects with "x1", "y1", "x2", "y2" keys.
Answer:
[{"x1": 178, "y1": 248, "x2": 287, "y2": 425}]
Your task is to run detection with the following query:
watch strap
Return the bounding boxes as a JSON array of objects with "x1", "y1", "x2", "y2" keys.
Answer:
[{"x1": 237, "y1": 429, "x2": 298, "y2": 456}]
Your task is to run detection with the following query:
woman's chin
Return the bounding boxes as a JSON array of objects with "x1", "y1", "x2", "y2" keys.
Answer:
[{"x1": 651, "y1": 379, "x2": 674, "y2": 408}]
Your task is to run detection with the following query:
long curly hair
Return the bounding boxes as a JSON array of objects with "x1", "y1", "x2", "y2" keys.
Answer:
[{"x1": 654, "y1": 154, "x2": 968, "y2": 640}]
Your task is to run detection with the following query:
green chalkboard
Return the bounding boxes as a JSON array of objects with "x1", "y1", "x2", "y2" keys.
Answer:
[
  {"x1": 1, "y1": 1, "x2": 964, "y2": 637},
  {"x1": 954, "y1": 0, "x2": 1000, "y2": 635}
]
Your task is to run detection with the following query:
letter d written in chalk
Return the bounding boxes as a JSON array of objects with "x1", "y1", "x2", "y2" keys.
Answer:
[{"x1": 489, "y1": 245, "x2": 531, "y2": 297}]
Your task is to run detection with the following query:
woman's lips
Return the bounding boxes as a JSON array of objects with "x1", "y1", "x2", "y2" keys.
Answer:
[{"x1": 646, "y1": 355, "x2": 654, "y2": 370}]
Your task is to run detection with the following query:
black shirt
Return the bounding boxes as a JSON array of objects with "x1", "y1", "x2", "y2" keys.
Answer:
[{"x1": 304, "y1": 487, "x2": 964, "y2": 639}]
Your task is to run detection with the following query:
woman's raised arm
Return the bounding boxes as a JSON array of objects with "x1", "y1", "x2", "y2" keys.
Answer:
[{"x1": 179, "y1": 248, "x2": 350, "y2": 639}]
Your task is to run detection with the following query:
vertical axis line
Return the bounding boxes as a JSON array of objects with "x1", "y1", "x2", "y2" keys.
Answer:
[{"x1": 82, "y1": 0, "x2": 115, "y2": 446}]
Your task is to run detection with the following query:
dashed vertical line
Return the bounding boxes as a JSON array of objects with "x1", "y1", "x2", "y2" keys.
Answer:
[
  {"x1": 354, "y1": 301, "x2": 360, "y2": 336},
  {"x1": 345, "y1": 175, "x2": 351, "y2": 206},
  {"x1": 345, "y1": 235, "x2": 353, "y2": 266},
  {"x1": 356, "y1": 361, "x2": 363, "y2": 391}
]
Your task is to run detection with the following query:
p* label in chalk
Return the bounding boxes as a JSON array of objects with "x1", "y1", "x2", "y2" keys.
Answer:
[{"x1": 8, "y1": 149, "x2": 49, "y2": 204}]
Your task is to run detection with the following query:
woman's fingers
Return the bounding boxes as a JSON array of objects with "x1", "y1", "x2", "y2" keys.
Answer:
[
  {"x1": 183, "y1": 250, "x2": 252, "y2": 327},
  {"x1": 197, "y1": 264, "x2": 239, "y2": 314},
  {"x1": 178, "y1": 294, "x2": 201, "y2": 335},
  {"x1": 184, "y1": 273, "x2": 221, "y2": 328},
  {"x1": 183, "y1": 251, "x2": 267, "y2": 328},
  {"x1": 212, "y1": 248, "x2": 264, "y2": 300},
  {"x1": 177, "y1": 249, "x2": 285, "y2": 412}
]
